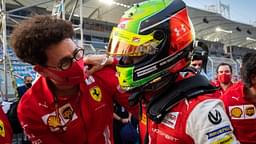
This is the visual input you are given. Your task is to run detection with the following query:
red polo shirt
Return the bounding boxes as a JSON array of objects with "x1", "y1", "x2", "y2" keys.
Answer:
[{"x1": 18, "y1": 66, "x2": 131, "y2": 144}]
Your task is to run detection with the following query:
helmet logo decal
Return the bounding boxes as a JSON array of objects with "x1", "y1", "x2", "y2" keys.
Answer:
[
  {"x1": 118, "y1": 18, "x2": 131, "y2": 29},
  {"x1": 174, "y1": 24, "x2": 186, "y2": 37},
  {"x1": 134, "y1": 48, "x2": 187, "y2": 79}
]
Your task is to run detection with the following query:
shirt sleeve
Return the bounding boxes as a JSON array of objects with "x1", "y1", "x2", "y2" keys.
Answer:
[{"x1": 186, "y1": 99, "x2": 240, "y2": 144}]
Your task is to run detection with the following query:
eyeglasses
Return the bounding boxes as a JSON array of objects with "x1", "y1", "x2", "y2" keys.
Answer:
[{"x1": 46, "y1": 47, "x2": 84, "y2": 71}]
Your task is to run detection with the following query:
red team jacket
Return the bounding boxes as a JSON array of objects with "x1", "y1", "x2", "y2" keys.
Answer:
[
  {"x1": 221, "y1": 81, "x2": 256, "y2": 144},
  {"x1": 139, "y1": 94, "x2": 239, "y2": 144},
  {"x1": 17, "y1": 67, "x2": 132, "y2": 144},
  {"x1": 0, "y1": 106, "x2": 13, "y2": 144}
]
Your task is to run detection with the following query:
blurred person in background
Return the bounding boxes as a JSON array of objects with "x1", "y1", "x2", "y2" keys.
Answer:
[
  {"x1": 113, "y1": 102, "x2": 139, "y2": 144},
  {"x1": 214, "y1": 63, "x2": 234, "y2": 96},
  {"x1": 190, "y1": 51, "x2": 203, "y2": 71},
  {"x1": 17, "y1": 75, "x2": 33, "y2": 99},
  {"x1": 221, "y1": 52, "x2": 256, "y2": 143},
  {"x1": 185, "y1": 42, "x2": 209, "y2": 79}
]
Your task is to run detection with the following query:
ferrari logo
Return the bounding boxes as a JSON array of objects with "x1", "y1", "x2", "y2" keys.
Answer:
[
  {"x1": 0, "y1": 120, "x2": 6, "y2": 137},
  {"x1": 90, "y1": 86, "x2": 102, "y2": 102}
]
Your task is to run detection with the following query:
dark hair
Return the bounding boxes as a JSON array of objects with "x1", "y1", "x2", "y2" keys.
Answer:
[
  {"x1": 11, "y1": 15, "x2": 74, "y2": 66},
  {"x1": 216, "y1": 62, "x2": 233, "y2": 74},
  {"x1": 241, "y1": 52, "x2": 256, "y2": 87},
  {"x1": 191, "y1": 54, "x2": 203, "y2": 61}
]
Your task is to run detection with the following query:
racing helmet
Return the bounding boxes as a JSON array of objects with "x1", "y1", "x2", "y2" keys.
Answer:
[{"x1": 107, "y1": 0, "x2": 195, "y2": 90}]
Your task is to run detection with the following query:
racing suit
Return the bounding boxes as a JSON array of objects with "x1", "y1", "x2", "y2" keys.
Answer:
[
  {"x1": 17, "y1": 66, "x2": 133, "y2": 144},
  {"x1": 221, "y1": 81, "x2": 256, "y2": 144},
  {"x1": 0, "y1": 106, "x2": 13, "y2": 144},
  {"x1": 139, "y1": 81, "x2": 239, "y2": 143}
]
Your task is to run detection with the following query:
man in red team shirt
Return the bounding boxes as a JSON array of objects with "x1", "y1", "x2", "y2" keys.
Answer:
[
  {"x1": 105, "y1": 0, "x2": 239, "y2": 143},
  {"x1": 214, "y1": 63, "x2": 234, "y2": 96},
  {"x1": 10, "y1": 15, "x2": 133, "y2": 144},
  {"x1": 221, "y1": 52, "x2": 256, "y2": 143}
]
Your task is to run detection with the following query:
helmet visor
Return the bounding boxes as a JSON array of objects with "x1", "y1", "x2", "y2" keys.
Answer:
[{"x1": 107, "y1": 27, "x2": 161, "y2": 56}]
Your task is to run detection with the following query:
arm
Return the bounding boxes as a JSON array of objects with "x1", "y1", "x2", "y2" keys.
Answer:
[
  {"x1": 186, "y1": 99, "x2": 239, "y2": 144},
  {"x1": 83, "y1": 55, "x2": 117, "y2": 75},
  {"x1": 113, "y1": 112, "x2": 122, "y2": 121}
]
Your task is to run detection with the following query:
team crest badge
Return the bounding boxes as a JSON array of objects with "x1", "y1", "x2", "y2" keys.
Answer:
[
  {"x1": 0, "y1": 120, "x2": 5, "y2": 137},
  {"x1": 90, "y1": 86, "x2": 102, "y2": 102}
]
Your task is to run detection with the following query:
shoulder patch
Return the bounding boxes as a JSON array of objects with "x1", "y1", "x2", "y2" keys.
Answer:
[
  {"x1": 162, "y1": 112, "x2": 179, "y2": 129},
  {"x1": 208, "y1": 109, "x2": 222, "y2": 124},
  {"x1": 206, "y1": 125, "x2": 231, "y2": 139},
  {"x1": 89, "y1": 86, "x2": 102, "y2": 102},
  {"x1": 210, "y1": 134, "x2": 234, "y2": 144}
]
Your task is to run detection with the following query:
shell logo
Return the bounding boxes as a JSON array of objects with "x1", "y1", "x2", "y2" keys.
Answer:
[{"x1": 231, "y1": 107, "x2": 243, "y2": 118}]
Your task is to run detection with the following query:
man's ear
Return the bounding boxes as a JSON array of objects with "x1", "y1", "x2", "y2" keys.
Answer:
[{"x1": 33, "y1": 65, "x2": 48, "y2": 77}]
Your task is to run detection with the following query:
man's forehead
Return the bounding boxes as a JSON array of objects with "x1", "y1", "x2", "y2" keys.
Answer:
[
  {"x1": 25, "y1": 76, "x2": 33, "y2": 80},
  {"x1": 218, "y1": 65, "x2": 230, "y2": 71}
]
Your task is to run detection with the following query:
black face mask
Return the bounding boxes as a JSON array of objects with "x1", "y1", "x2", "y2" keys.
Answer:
[{"x1": 25, "y1": 83, "x2": 32, "y2": 88}]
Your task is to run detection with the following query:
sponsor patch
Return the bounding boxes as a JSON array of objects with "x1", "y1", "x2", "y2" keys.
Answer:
[
  {"x1": 89, "y1": 86, "x2": 102, "y2": 102},
  {"x1": 47, "y1": 115, "x2": 62, "y2": 130},
  {"x1": 42, "y1": 103, "x2": 77, "y2": 132},
  {"x1": 206, "y1": 125, "x2": 232, "y2": 139},
  {"x1": 0, "y1": 120, "x2": 5, "y2": 137},
  {"x1": 60, "y1": 104, "x2": 74, "y2": 120},
  {"x1": 245, "y1": 106, "x2": 255, "y2": 116},
  {"x1": 244, "y1": 105, "x2": 256, "y2": 119},
  {"x1": 230, "y1": 107, "x2": 242, "y2": 118},
  {"x1": 210, "y1": 134, "x2": 234, "y2": 144},
  {"x1": 162, "y1": 112, "x2": 179, "y2": 129},
  {"x1": 229, "y1": 105, "x2": 256, "y2": 119},
  {"x1": 208, "y1": 109, "x2": 222, "y2": 124}
]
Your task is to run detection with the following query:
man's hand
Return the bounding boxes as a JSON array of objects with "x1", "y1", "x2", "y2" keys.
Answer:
[{"x1": 83, "y1": 54, "x2": 114, "y2": 75}]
